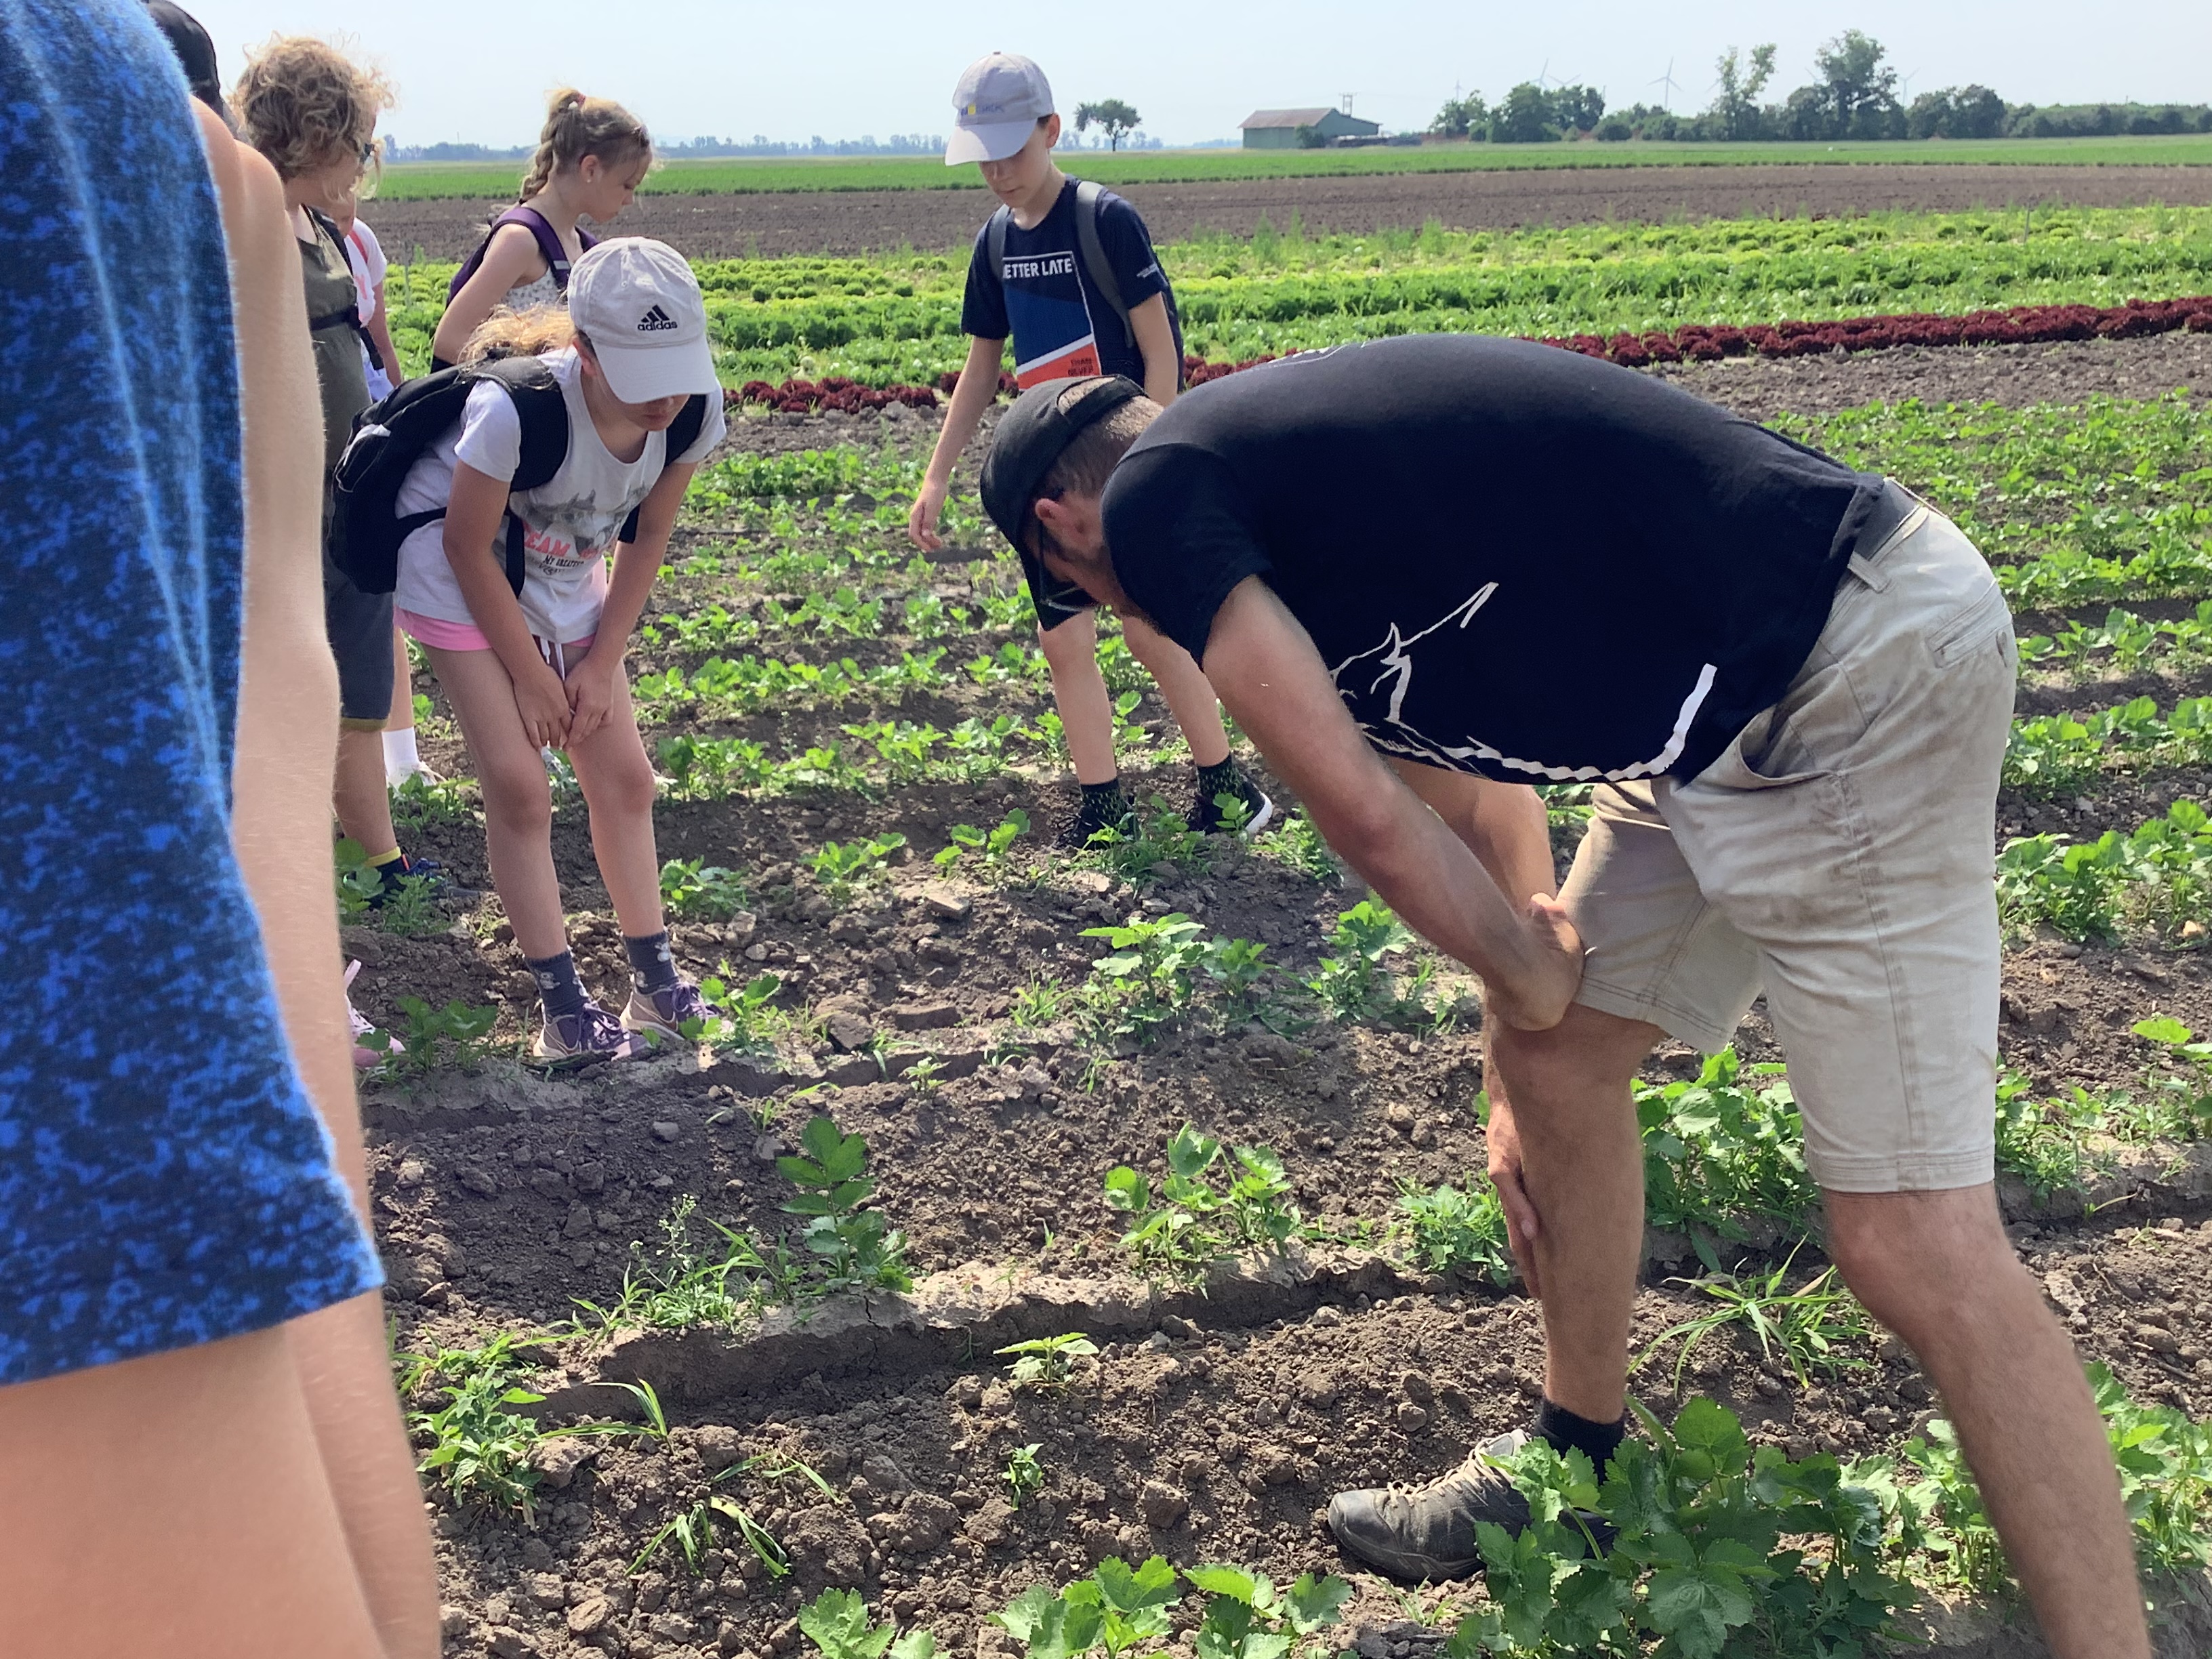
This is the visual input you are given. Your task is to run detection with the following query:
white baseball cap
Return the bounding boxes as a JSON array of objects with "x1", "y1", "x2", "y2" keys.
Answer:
[
  {"x1": 945, "y1": 52, "x2": 1053, "y2": 165},
  {"x1": 567, "y1": 237, "x2": 719, "y2": 404}
]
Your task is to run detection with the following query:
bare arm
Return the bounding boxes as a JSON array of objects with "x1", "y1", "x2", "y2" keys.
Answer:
[
  {"x1": 909, "y1": 332, "x2": 1005, "y2": 550},
  {"x1": 1200, "y1": 575, "x2": 1582, "y2": 1030},
  {"x1": 0, "y1": 106, "x2": 438, "y2": 1659},
  {"x1": 567, "y1": 459, "x2": 697, "y2": 740},
  {"x1": 1130, "y1": 291, "x2": 1179, "y2": 407},
  {"x1": 443, "y1": 459, "x2": 573, "y2": 747},
  {"x1": 430, "y1": 221, "x2": 543, "y2": 363},
  {"x1": 365, "y1": 278, "x2": 402, "y2": 387}
]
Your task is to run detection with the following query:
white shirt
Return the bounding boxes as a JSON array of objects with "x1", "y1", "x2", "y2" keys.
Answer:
[
  {"x1": 393, "y1": 348, "x2": 725, "y2": 644},
  {"x1": 344, "y1": 220, "x2": 392, "y2": 400}
]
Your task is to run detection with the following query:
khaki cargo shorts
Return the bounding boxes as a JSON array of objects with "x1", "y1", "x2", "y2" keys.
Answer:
[{"x1": 1561, "y1": 496, "x2": 2016, "y2": 1193}]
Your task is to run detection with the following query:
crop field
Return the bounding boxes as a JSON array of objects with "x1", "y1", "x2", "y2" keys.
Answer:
[
  {"x1": 359, "y1": 208, "x2": 2212, "y2": 1658},
  {"x1": 373, "y1": 134, "x2": 2212, "y2": 201}
]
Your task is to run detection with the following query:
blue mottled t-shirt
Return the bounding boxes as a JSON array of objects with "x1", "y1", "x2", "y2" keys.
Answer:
[{"x1": 0, "y1": 0, "x2": 382, "y2": 1386}]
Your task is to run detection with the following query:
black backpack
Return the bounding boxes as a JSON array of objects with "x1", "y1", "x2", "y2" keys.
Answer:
[
  {"x1": 985, "y1": 178, "x2": 1184, "y2": 379},
  {"x1": 329, "y1": 357, "x2": 709, "y2": 597}
]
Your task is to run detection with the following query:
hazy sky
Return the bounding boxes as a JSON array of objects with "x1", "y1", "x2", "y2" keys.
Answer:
[{"x1": 184, "y1": 0, "x2": 2212, "y2": 150}]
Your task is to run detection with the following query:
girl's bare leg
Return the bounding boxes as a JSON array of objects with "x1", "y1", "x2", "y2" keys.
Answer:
[
  {"x1": 384, "y1": 630, "x2": 414, "y2": 733},
  {"x1": 564, "y1": 668, "x2": 665, "y2": 938},
  {"x1": 422, "y1": 645, "x2": 565, "y2": 960}
]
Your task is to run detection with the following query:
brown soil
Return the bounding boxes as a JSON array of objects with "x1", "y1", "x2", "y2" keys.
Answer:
[
  {"x1": 368, "y1": 163, "x2": 2212, "y2": 262},
  {"x1": 369, "y1": 324, "x2": 2212, "y2": 1658}
]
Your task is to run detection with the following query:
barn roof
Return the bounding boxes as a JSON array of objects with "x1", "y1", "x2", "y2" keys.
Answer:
[{"x1": 1239, "y1": 108, "x2": 1336, "y2": 129}]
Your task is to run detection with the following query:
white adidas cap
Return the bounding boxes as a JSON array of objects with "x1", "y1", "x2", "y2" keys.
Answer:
[
  {"x1": 945, "y1": 52, "x2": 1053, "y2": 165},
  {"x1": 567, "y1": 237, "x2": 718, "y2": 404}
]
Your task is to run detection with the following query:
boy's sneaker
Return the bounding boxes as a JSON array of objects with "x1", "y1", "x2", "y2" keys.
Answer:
[
  {"x1": 621, "y1": 980, "x2": 711, "y2": 1043},
  {"x1": 1191, "y1": 758, "x2": 1274, "y2": 837},
  {"x1": 343, "y1": 960, "x2": 402, "y2": 1069},
  {"x1": 1064, "y1": 780, "x2": 1134, "y2": 848},
  {"x1": 533, "y1": 998, "x2": 653, "y2": 1067},
  {"x1": 1326, "y1": 1429, "x2": 1609, "y2": 1581},
  {"x1": 367, "y1": 853, "x2": 480, "y2": 907}
]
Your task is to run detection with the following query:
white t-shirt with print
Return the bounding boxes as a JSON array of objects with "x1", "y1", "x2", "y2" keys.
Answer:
[
  {"x1": 344, "y1": 220, "x2": 392, "y2": 400},
  {"x1": 393, "y1": 347, "x2": 725, "y2": 644}
]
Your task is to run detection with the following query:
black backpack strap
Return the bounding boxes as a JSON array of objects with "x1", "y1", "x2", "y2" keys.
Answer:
[
  {"x1": 618, "y1": 392, "x2": 712, "y2": 544},
  {"x1": 985, "y1": 206, "x2": 1010, "y2": 298},
  {"x1": 471, "y1": 358, "x2": 572, "y2": 594},
  {"x1": 1072, "y1": 180, "x2": 1135, "y2": 351},
  {"x1": 304, "y1": 207, "x2": 384, "y2": 372}
]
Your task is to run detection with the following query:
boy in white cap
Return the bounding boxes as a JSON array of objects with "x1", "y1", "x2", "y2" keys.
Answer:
[
  {"x1": 392, "y1": 237, "x2": 729, "y2": 1063},
  {"x1": 908, "y1": 51, "x2": 1269, "y2": 844}
]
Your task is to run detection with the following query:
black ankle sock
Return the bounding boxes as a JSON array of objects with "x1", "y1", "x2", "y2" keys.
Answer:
[
  {"x1": 526, "y1": 950, "x2": 586, "y2": 1019},
  {"x1": 624, "y1": 930, "x2": 678, "y2": 992},
  {"x1": 1080, "y1": 777, "x2": 1126, "y2": 807},
  {"x1": 1195, "y1": 757, "x2": 1242, "y2": 797},
  {"x1": 1534, "y1": 1397, "x2": 1629, "y2": 1473}
]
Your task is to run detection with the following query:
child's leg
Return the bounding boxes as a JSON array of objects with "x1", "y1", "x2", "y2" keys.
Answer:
[
  {"x1": 382, "y1": 630, "x2": 423, "y2": 784},
  {"x1": 1036, "y1": 610, "x2": 1118, "y2": 784},
  {"x1": 333, "y1": 726, "x2": 400, "y2": 854},
  {"x1": 563, "y1": 670, "x2": 664, "y2": 939},
  {"x1": 1121, "y1": 613, "x2": 1231, "y2": 768},
  {"x1": 422, "y1": 646, "x2": 565, "y2": 960}
]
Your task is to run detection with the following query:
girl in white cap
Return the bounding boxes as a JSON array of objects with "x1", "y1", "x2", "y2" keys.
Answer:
[{"x1": 393, "y1": 238, "x2": 728, "y2": 1063}]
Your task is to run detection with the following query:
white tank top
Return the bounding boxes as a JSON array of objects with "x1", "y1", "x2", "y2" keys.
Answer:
[{"x1": 500, "y1": 268, "x2": 562, "y2": 314}]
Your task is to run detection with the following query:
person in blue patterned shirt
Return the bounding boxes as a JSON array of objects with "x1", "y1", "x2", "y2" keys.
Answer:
[{"x1": 0, "y1": 3, "x2": 437, "y2": 1652}]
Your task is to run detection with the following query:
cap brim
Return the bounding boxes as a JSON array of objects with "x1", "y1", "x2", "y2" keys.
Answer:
[
  {"x1": 945, "y1": 120, "x2": 1036, "y2": 165},
  {"x1": 590, "y1": 334, "x2": 720, "y2": 405}
]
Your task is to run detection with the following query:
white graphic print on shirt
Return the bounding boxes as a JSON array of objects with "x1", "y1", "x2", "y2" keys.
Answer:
[{"x1": 1332, "y1": 583, "x2": 1720, "y2": 783}]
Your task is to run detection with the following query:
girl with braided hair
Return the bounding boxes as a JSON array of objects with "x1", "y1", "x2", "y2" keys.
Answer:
[{"x1": 430, "y1": 89, "x2": 651, "y2": 369}]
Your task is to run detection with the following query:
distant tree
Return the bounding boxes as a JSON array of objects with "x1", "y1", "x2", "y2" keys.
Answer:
[
  {"x1": 1074, "y1": 99, "x2": 1141, "y2": 150},
  {"x1": 1430, "y1": 92, "x2": 1491, "y2": 140},
  {"x1": 1550, "y1": 84, "x2": 1605, "y2": 134},
  {"x1": 1811, "y1": 28, "x2": 1904, "y2": 138},
  {"x1": 1707, "y1": 43, "x2": 1777, "y2": 140},
  {"x1": 1292, "y1": 123, "x2": 1329, "y2": 149},
  {"x1": 1593, "y1": 115, "x2": 1634, "y2": 142},
  {"x1": 1490, "y1": 82, "x2": 1559, "y2": 144},
  {"x1": 1908, "y1": 84, "x2": 2007, "y2": 140}
]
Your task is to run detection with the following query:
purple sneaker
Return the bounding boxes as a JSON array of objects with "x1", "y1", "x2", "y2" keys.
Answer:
[
  {"x1": 621, "y1": 979, "x2": 710, "y2": 1042},
  {"x1": 533, "y1": 998, "x2": 652, "y2": 1066}
]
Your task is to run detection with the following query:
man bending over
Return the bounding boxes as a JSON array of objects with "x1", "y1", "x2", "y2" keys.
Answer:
[{"x1": 976, "y1": 338, "x2": 2143, "y2": 1658}]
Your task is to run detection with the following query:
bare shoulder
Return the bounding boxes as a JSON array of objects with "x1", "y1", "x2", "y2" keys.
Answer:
[{"x1": 480, "y1": 218, "x2": 552, "y2": 281}]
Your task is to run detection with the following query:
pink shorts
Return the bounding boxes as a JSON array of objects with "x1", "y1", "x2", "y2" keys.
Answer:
[{"x1": 397, "y1": 608, "x2": 595, "y2": 668}]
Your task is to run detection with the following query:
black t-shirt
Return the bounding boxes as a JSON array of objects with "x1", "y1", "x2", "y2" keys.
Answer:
[
  {"x1": 960, "y1": 177, "x2": 1176, "y2": 388},
  {"x1": 1100, "y1": 334, "x2": 1885, "y2": 784}
]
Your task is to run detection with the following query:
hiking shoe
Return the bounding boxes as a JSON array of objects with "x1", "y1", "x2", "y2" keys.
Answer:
[
  {"x1": 1328, "y1": 1429, "x2": 1580, "y2": 1582},
  {"x1": 1191, "y1": 759, "x2": 1274, "y2": 837},
  {"x1": 1065, "y1": 781, "x2": 1134, "y2": 848},
  {"x1": 533, "y1": 998, "x2": 653, "y2": 1067},
  {"x1": 344, "y1": 960, "x2": 402, "y2": 1069},
  {"x1": 621, "y1": 979, "x2": 711, "y2": 1042}
]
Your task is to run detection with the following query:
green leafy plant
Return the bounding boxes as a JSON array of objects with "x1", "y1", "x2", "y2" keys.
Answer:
[
  {"x1": 1261, "y1": 808, "x2": 1341, "y2": 886},
  {"x1": 1307, "y1": 901, "x2": 1433, "y2": 1025},
  {"x1": 997, "y1": 1332, "x2": 1099, "y2": 1389},
  {"x1": 660, "y1": 857, "x2": 750, "y2": 919},
  {"x1": 388, "y1": 771, "x2": 472, "y2": 830},
  {"x1": 398, "y1": 1334, "x2": 561, "y2": 1517},
  {"x1": 687, "y1": 968, "x2": 786, "y2": 1052},
  {"x1": 373, "y1": 996, "x2": 501, "y2": 1075},
  {"x1": 1395, "y1": 1176, "x2": 1514, "y2": 1284},
  {"x1": 937, "y1": 809, "x2": 1032, "y2": 872},
  {"x1": 811, "y1": 832, "x2": 909, "y2": 907},
  {"x1": 1004, "y1": 1442, "x2": 1046, "y2": 1507},
  {"x1": 1010, "y1": 975, "x2": 1074, "y2": 1027},
  {"x1": 568, "y1": 1195, "x2": 802, "y2": 1333},
  {"x1": 1182, "y1": 1565, "x2": 1351, "y2": 1659},
  {"x1": 1200, "y1": 936, "x2": 1271, "y2": 1023},
  {"x1": 797, "y1": 1586, "x2": 936, "y2": 1659},
  {"x1": 1082, "y1": 914, "x2": 1208, "y2": 1045},
  {"x1": 1103, "y1": 1124, "x2": 1301, "y2": 1279},
  {"x1": 996, "y1": 1557, "x2": 1181, "y2": 1659},
  {"x1": 1635, "y1": 1049, "x2": 1819, "y2": 1245},
  {"x1": 777, "y1": 1114, "x2": 912, "y2": 1293},
  {"x1": 1084, "y1": 796, "x2": 1208, "y2": 884},
  {"x1": 332, "y1": 836, "x2": 387, "y2": 921}
]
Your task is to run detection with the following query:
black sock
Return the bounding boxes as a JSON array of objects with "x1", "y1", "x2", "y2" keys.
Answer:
[
  {"x1": 1195, "y1": 757, "x2": 1244, "y2": 800},
  {"x1": 526, "y1": 950, "x2": 586, "y2": 1019},
  {"x1": 1080, "y1": 778, "x2": 1128, "y2": 815},
  {"x1": 1534, "y1": 1397, "x2": 1628, "y2": 1474},
  {"x1": 624, "y1": 930, "x2": 678, "y2": 992}
]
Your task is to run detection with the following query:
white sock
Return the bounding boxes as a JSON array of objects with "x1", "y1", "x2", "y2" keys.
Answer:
[{"x1": 382, "y1": 727, "x2": 420, "y2": 784}]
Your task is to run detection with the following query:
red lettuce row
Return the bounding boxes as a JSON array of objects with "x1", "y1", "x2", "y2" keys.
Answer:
[{"x1": 727, "y1": 294, "x2": 2212, "y2": 412}]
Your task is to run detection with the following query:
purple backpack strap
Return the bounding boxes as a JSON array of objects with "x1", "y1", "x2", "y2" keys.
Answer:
[{"x1": 445, "y1": 205, "x2": 581, "y2": 302}]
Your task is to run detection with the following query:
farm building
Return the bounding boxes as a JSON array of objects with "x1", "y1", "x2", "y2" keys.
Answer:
[{"x1": 1237, "y1": 106, "x2": 1382, "y2": 148}]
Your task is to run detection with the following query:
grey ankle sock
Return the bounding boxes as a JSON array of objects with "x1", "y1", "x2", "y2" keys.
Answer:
[
  {"x1": 624, "y1": 930, "x2": 677, "y2": 992},
  {"x1": 526, "y1": 950, "x2": 586, "y2": 1019}
]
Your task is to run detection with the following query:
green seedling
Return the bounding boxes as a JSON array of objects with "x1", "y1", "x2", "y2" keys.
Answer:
[
  {"x1": 1258, "y1": 808, "x2": 1340, "y2": 886},
  {"x1": 996, "y1": 1332, "x2": 1099, "y2": 1389},
  {"x1": 811, "y1": 832, "x2": 908, "y2": 907},
  {"x1": 1635, "y1": 1048, "x2": 1819, "y2": 1245},
  {"x1": 1103, "y1": 1124, "x2": 1301, "y2": 1279},
  {"x1": 1639, "y1": 1252, "x2": 1872, "y2": 1392},
  {"x1": 687, "y1": 968, "x2": 785, "y2": 1052},
  {"x1": 777, "y1": 1114, "x2": 912, "y2": 1293},
  {"x1": 1082, "y1": 914, "x2": 1207, "y2": 1046},
  {"x1": 332, "y1": 837, "x2": 386, "y2": 920},
  {"x1": 1010, "y1": 975, "x2": 1074, "y2": 1027},
  {"x1": 1084, "y1": 796, "x2": 1208, "y2": 884},
  {"x1": 996, "y1": 1555, "x2": 1181, "y2": 1659},
  {"x1": 1183, "y1": 1565, "x2": 1351, "y2": 1659},
  {"x1": 567, "y1": 1195, "x2": 802, "y2": 1333},
  {"x1": 1394, "y1": 1177, "x2": 1514, "y2": 1285},
  {"x1": 1200, "y1": 936, "x2": 1271, "y2": 1022},
  {"x1": 937, "y1": 809, "x2": 1031, "y2": 872},
  {"x1": 374, "y1": 873, "x2": 446, "y2": 940},
  {"x1": 796, "y1": 1586, "x2": 935, "y2": 1659},
  {"x1": 398, "y1": 1334, "x2": 560, "y2": 1517},
  {"x1": 2131, "y1": 1017, "x2": 2212, "y2": 1141},
  {"x1": 376, "y1": 997, "x2": 501, "y2": 1076},
  {"x1": 1307, "y1": 900, "x2": 1431, "y2": 1025},
  {"x1": 1004, "y1": 1443, "x2": 1045, "y2": 1507},
  {"x1": 659, "y1": 857, "x2": 750, "y2": 919},
  {"x1": 388, "y1": 771, "x2": 472, "y2": 829}
]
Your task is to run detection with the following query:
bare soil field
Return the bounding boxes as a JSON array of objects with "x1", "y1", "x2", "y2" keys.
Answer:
[
  {"x1": 366, "y1": 326, "x2": 2212, "y2": 1659},
  {"x1": 367, "y1": 163, "x2": 2212, "y2": 262}
]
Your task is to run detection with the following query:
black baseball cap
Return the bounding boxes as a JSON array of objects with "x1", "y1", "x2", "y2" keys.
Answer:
[
  {"x1": 144, "y1": 1, "x2": 227, "y2": 123},
  {"x1": 978, "y1": 375, "x2": 1145, "y2": 551}
]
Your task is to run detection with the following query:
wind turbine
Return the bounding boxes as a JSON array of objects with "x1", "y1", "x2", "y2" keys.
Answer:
[{"x1": 1650, "y1": 58, "x2": 1681, "y2": 112}]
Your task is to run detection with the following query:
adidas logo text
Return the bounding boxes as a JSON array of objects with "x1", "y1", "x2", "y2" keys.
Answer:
[{"x1": 636, "y1": 304, "x2": 678, "y2": 333}]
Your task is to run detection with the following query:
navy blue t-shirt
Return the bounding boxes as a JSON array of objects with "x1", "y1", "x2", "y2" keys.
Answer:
[
  {"x1": 0, "y1": 0, "x2": 382, "y2": 1386},
  {"x1": 960, "y1": 177, "x2": 1178, "y2": 388}
]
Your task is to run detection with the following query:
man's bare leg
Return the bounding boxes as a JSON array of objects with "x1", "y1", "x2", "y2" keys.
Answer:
[
  {"x1": 1488, "y1": 1005, "x2": 1658, "y2": 1422},
  {"x1": 1828, "y1": 1187, "x2": 2148, "y2": 1659}
]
